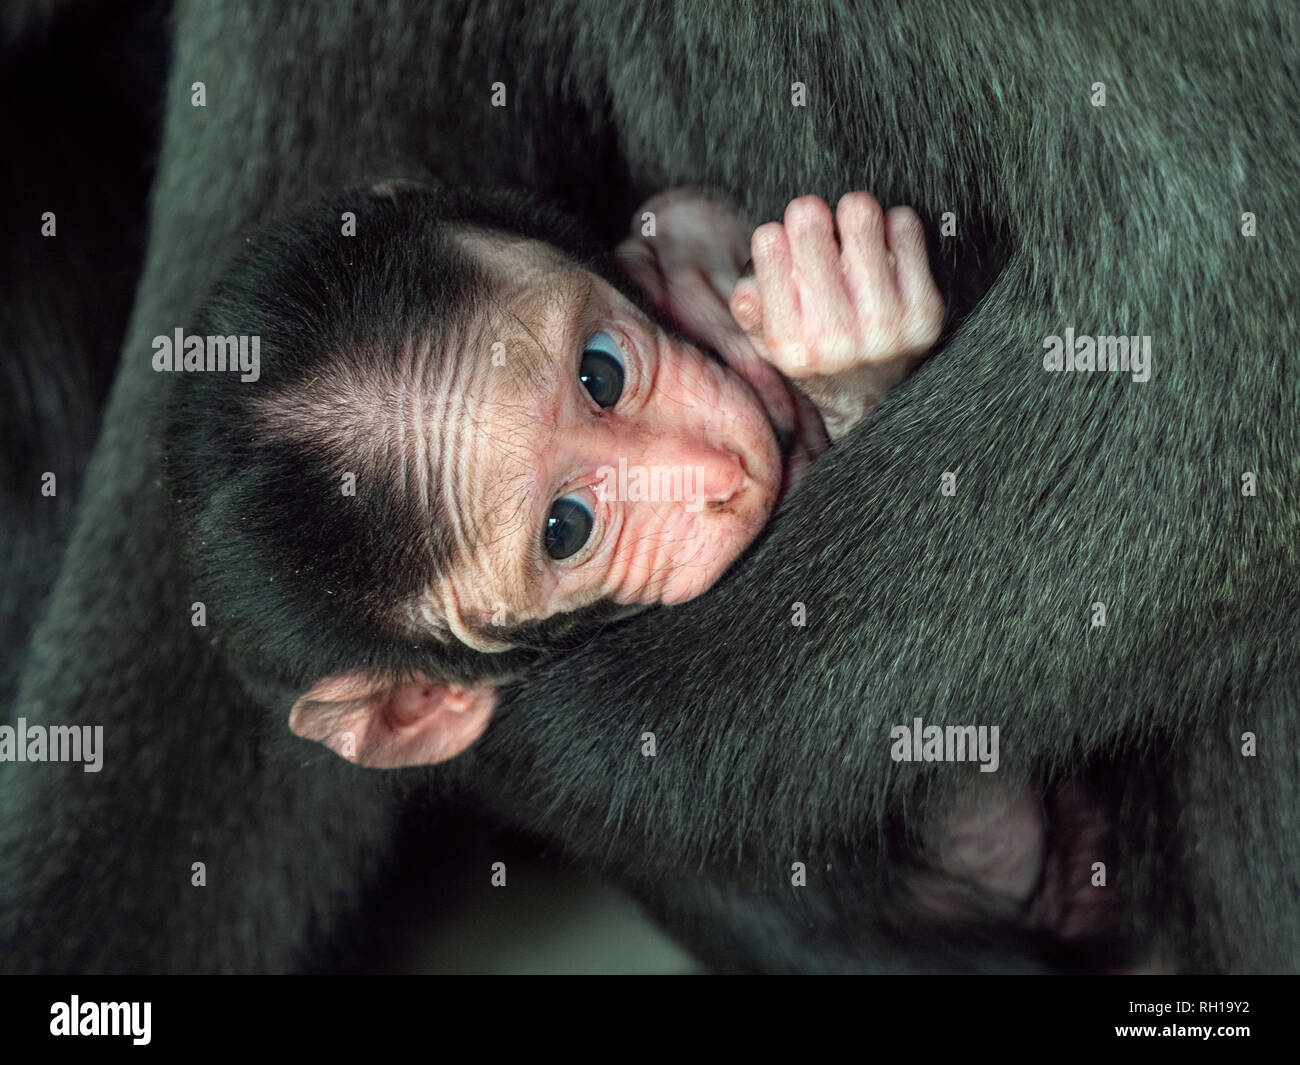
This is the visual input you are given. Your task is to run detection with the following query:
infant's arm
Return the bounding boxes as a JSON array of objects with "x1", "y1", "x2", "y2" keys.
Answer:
[{"x1": 617, "y1": 188, "x2": 944, "y2": 442}]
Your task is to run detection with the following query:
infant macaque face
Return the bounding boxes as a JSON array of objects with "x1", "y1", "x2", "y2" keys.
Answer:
[{"x1": 427, "y1": 230, "x2": 789, "y2": 644}]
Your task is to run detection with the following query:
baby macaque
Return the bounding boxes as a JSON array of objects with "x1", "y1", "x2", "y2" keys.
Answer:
[{"x1": 167, "y1": 182, "x2": 942, "y2": 767}]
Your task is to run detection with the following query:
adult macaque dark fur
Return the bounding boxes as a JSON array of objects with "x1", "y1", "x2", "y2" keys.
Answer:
[
  {"x1": 2, "y1": 1, "x2": 1297, "y2": 973},
  {"x1": 0, "y1": 1, "x2": 167, "y2": 705}
]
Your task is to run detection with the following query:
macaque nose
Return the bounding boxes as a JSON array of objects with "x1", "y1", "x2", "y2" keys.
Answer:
[{"x1": 695, "y1": 449, "x2": 748, "y2": 508}]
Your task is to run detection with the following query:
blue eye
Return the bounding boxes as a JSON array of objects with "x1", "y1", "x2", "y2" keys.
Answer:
[
  {"x1": 579, "y1": 331, "x2": 625, "y2": 409},
  {"x1": 544, "y1": 495, "x2": 594, "y2": 560}
]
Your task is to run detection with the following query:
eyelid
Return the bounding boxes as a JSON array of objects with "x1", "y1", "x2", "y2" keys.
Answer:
[
  {"x1": 540, "y1": 284, "x2": 633, "y2": 571},
  {"x1": 583, "y1": 330, "x2": 624, "y2": 360},
  {"x1": 517, "y1": 278, "x2": 606, "y2": 587}
]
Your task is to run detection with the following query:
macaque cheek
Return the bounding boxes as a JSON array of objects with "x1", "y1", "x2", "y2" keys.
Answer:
[
  {"x1": 600, "y1": 347, "x2": 784, "y2": 607},
  {"x1": 652, "y1": 344, "x2": 785, "y2": 504},
  {"x1": 617, "y1": 507, "x2": 769, "y2": 607},
  {"x1": 655, "y1": 526, "x2": 758, "y2": 604}
]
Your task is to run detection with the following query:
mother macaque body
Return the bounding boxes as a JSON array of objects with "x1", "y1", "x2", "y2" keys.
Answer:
[{"x1": 167, "y1": 183, "x2": 940, "y2": 770}]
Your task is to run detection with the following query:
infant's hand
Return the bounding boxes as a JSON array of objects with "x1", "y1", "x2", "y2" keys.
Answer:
[
  {"x1": 615, "y1": 189, "x2": 829, "y2": 469},
  {"x1": 615, "y1": 188, "x2": 753, "y2": 315},
  {"x1": 730, "y1": 193, "x2": 944, "y2": 437}
]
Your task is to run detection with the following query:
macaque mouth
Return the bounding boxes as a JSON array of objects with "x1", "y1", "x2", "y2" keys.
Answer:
[
  {"x1": 774, "y1": 423, "x2": 795, "y2": 459},
  {"x1": 693, "y1": 337, "x2": 822, "y2": 509},
  {"x1": 776, "y1": 459, "x2": 795, "y2": 510},
  {"x1": 774, "y1": 390, "x2": 827, "y2": 508},
  {"x1": 776, "y1": 443, "x2": 812, "y2": 510}
]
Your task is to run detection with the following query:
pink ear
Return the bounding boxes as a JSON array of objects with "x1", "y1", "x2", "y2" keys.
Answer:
[{"x1": 288, "y1": 672, "x2": 496, "y2": 768}]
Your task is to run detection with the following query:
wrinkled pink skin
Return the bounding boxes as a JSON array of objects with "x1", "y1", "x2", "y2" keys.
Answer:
[
  {"x1": 293, "y1": 192, "x2": 947, "y2": 774},
  {"x1": 421, "y1": 189, "x2": 942, "y2": 644},
  {"x1": 288, "y1": 233, "x2": 795, "y2": 766},
  {"x1": 417, "y1": 233, "x2": 789, "y2": 649},
  {"x1": 616, "y1": 196, "x2": 831, "y2": 506}
]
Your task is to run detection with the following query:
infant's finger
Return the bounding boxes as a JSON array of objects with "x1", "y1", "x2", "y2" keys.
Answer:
[
  {"x1": 728, "y1": 224, "x2": 753, "y2": 278},
  {"x1": 836, "y1": 192, "x2": 895, "y2": 312},
  {"x1": 882, "y1": 206, "x2": 927, "y2": 291},
  {"x1": 614, "y1": 236, "x2": 665, "y2": 306},
  {"x1": 709, "y1": 264, "x2": 744, "y2": 304},
  {"x1": 750, "y1": 221, "x2": 798, "y2": 342},
  {"x1": 783, "y1": 196, "x2": 842, "y2": 326},
  {"x1": 884, "y1": 207, "x2": 945, "y2": 341},
  {"x1": 659, "y1": 268, "x2": 747, "y2": 355},
  {"x1": 729, "y1": 277, "x2": 763, "y2": 332}
]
